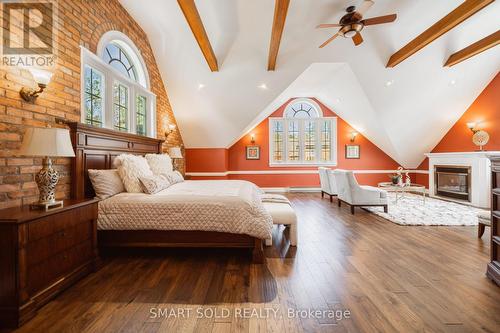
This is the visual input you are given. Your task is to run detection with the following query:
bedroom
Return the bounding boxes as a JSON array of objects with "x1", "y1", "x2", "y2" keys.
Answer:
[{"x1": 0, "y1": 0, "x2": 499, "y2": 332}]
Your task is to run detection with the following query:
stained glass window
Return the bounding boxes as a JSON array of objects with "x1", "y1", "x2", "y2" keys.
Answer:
[
  {"x1": 288, "y1": 121, "x2": 300, "y2": 161},
  {"x1": 273, "y1": 120, "x2": 284, "y2": 162}
]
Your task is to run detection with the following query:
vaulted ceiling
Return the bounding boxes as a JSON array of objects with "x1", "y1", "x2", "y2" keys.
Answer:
[{"x1": 119, "y1": 0, "x2": 500, "y2": 168}]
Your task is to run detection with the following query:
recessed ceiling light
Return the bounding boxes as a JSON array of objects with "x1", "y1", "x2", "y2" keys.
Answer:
[
  {"x1": 449, "y1": 79, "x2": 457, "y2": 86},
  {"x1": 198, "y1": 83, "x2": 205, "y2": 90},
  {"x1": 258, "y1": 83, "x2": 268, "y2": 90},
  {"x1": 334, "y1": 98, "x2": 341, "y2": 103},
  {"x1": 385, "y1": 80, "x2": 394, "y2": 87}
]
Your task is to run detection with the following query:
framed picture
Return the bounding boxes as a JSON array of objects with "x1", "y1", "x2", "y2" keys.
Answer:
[
  {"x1": 345, "y1": 145, "x2": 360, "y2": 159},
  {"x1": 246, "y1": 145, "x2": 260, "y2": 160}
]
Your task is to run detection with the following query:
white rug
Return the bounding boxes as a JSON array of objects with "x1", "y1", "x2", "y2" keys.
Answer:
[{"x1": 366, "y1": 193, "x2": 488, "y2": 226}]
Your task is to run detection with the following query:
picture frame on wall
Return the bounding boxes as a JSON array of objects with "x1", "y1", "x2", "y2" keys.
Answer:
[
  {"x1": 345, "y1": 145, "x2": 360, "y2": 159},
  {"x1": 246, "y1": 146, "x2": 260, "y2": 160}
]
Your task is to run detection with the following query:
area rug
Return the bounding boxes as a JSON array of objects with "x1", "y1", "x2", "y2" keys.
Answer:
[{"x1": 365, "y1": 193, "x2": 488, "y2": 226}]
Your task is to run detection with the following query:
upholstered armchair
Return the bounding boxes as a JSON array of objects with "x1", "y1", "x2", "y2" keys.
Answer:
[
  {"x1": 318, "y1": 167, "x2": 337, "y2": 202},
  {"x1": 333, "y1": 169, "x2": 388, "y2": 214}
]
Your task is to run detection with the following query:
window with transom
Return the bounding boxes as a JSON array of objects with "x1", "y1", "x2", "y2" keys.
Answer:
[{"x1": 269, "y1": 98, "x2": 337, "y2": 165}]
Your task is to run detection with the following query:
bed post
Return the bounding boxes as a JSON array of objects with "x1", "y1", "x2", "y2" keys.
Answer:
[{"x1": 252, "y1": 238, "x2": 264, "y2": 264}]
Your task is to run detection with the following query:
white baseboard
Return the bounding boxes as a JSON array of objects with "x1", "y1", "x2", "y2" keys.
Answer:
[{"x1": 262, "y1": 187, "x2": 321, "y2": 193}]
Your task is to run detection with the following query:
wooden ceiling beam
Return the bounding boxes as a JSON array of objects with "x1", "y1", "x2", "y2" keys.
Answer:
[
  {"x1": 177, "y1": 0, "x2": 218, "y2": 72},
  {"x1": 387, "y1": 0, "x2": 494, "y2": 68},
  {"x1": 444, "y1": 30, "x2": 500, "y2": 67},
  {"x1": 267, "y1": 0, "x2": 290, "y2": 71}
]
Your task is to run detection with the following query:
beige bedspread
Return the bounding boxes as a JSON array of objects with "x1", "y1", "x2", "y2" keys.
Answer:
[{"x1": 97, "y1": 180, "x2": 273, "y2": 239}]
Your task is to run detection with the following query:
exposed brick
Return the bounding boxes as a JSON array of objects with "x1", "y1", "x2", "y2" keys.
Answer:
[
  {"x1": 7, "y1": 158, "x2": 33, "y2": 166},
  {"x1": 0, "y1": 0, "x2": 184, "y2": 209}
]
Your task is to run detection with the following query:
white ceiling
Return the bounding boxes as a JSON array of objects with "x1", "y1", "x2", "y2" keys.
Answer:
[{"x1": 119, "y1": 0, "x2": 500, "y2": 168}]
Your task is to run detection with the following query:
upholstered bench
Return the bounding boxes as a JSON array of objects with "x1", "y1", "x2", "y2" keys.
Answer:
[
  {"x1": 477, "y1": 210, "x2": 491, "y2": 238},
  {"x1": 262, "y1": 194, "x2": 297, "y2": 247}
]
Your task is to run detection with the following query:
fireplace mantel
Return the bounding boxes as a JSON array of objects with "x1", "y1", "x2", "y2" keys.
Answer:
[{"x1": 425, "y1": 151, "x2": 500, "y2": 209}]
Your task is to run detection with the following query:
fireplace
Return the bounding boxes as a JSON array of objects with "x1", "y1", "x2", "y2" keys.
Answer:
[{"x1": 434, "y1": 165, "x2": 471, "y2": 202}]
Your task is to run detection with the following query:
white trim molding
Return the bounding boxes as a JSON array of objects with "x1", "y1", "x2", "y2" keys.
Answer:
[{"x1": 186, "y1": 169, "x2": 427, "y2": 177}]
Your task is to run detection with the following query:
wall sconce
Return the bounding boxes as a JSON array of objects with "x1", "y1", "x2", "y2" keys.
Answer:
[
  {"x1": 20, "y1": 68, "x2": 53, "y2": 103},
  {"x1": 466, "y1": 122, "x2": 479, "y2": 133},
  {"x1": 250, "y1": 133, "x2": 256, "y2": 144},
  {"x1": 165, "y1": 123, "x2": 176, "y2": 138},
  {"x1": 350, "y1": 131, "x2": 358, "y2": 142},
  {"x1": 467, "y1": 121, "x2": 489, "y2": 151}
]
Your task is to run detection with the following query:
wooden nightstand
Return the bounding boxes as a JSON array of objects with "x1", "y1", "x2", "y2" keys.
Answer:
[{"x1": 0, "y1": 199, "x2": 99, "y2": 328}]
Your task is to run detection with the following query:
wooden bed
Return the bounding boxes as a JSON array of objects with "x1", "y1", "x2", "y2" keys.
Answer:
[{"x1": 68, "y1": 122, "x2": 264, "y2": 263}]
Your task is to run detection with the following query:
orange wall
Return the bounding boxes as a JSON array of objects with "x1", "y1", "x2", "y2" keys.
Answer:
[
  {"x1": 185, "y1": 148, "x2": 228, "y2": 172},
  {"x1": 186, "y1": 98, "x2": 402, "y2": 187},
  {"x1": 416, "y1": 73, "x2": 500, "y2": 186},
  {"x1": 228, "y1": 98, "x2": 400, "y2": 171}
]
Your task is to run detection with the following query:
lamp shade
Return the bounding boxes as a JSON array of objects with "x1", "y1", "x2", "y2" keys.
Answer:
[
  {"x1": 168, "y1": 147, "x2": 183, "y2": 159},
  {"x1": 28, "y1": 68, "x2": 53, "y2": 86},
  {"x1": 19, "y1": 127, "x2": 75, "y2": 157}
]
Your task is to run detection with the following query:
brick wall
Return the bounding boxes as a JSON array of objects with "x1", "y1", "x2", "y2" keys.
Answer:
[{"x1": 0, "y1": 0, "x2": 183, "y2": 209}]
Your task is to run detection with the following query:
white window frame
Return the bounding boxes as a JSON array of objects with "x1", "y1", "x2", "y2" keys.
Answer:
[
  {"x1": 269, "y1": 116, "x2": 337, "y2": 167},
  {"x1": 80, "y1": 46, "x2": 157, "y2": 138},
  {"x1": 112, "y1": 79, "x2": 130, "y2": 132}
]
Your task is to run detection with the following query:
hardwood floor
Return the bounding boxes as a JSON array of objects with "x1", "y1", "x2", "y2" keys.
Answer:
[{"x1": 11, "y1": 193, "x2": 500, "y2": 333}]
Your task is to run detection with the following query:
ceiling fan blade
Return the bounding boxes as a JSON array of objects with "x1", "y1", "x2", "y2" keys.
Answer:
[
  {"x1": 316, "y1": 23, "x2": 342, "y2": 28},
  {"x1": 357, "y1": 0, "x2": 374, "y2": 17},
  {"x1": 352, "y1": 33, "x2": 363, "y2": 46},
  {"x1": 319, "y1": 32, "x2": 340, "y2": 48},
  {"x1": 361, "y1": 14, "x2": 397, "y2": 26}
]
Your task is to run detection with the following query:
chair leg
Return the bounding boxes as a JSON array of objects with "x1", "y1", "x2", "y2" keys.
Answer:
[
  {"x1": 321, "y1": 191, "x2": 324, "y2": 199},
  {"x1": 384, "y1": 205, "x2": 388, "y2": 213},
  {"x1": 478, "y1": 223, "x2": 486, "y2": 238},
  {"x1": 338, "y1": 200, "x2": 341, "y2": 207},
  {"x1": 329, "y1": 195, "x2": 333, "y2": 203},
  {"x1": 289, "y1": 224, "x2": 297, "y2": 246},
  {"x1": 350, "y1": 205, "x2": 355, "y2": 214}
]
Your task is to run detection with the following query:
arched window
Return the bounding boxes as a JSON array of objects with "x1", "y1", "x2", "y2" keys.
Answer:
[
  {"x1": 269, "y1": 98, "x2": 337, "y2": 165},
  {"x1": 284, "y1": 98, "x2": 322, "y2": 118},
  {"x1": 80, "y1": 31, "x2": 156, "y2": 138},
  {"x1": 103, "y1": 42, "x2": 138, "y2": 82}
]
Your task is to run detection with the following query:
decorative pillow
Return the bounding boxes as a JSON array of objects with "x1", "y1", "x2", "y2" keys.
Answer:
[
  {"x1": 145, "y1": 154, "x2": 173, "y2": 175},
  {"x1": 139, "y1": 175, "x2": 171, "y2": 194},
  {"x1": 88, "y1": 169, "x2": 125, "y2": 199},
  {"x1": 161, "y1": 170, "x2": 184, "y2": 185},
  {"x1": 114, "y1": 154, "x2": 154, "y2": 193}
]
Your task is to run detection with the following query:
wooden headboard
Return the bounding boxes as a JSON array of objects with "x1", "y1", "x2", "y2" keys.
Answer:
[{"x1": 68, "y1": 122, "x2": 163, "y2": 199}]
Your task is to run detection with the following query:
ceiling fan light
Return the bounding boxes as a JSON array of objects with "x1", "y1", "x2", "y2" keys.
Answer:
[
  {"x1": 344, "y1": 30, "x2": 357, "y2": 38},
  {"x1": 340, "y1": 23, "x2": 363, "y2": 38}
]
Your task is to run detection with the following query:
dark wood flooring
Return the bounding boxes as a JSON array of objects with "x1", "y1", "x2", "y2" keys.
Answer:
[{"x1": 12, "y1": 193, "x2": 500, "y2": 333}]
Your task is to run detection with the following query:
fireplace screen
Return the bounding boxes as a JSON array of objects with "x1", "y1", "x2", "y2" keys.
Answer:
[{"x1": 435, "y1": 166, "x2": 471, "y2": 201}]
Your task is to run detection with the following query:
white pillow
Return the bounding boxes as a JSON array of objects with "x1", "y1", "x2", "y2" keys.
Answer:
[
  {"x1": 139, "y1": 175, "x2": 172, "y2": 194},
  {"x1": 145, "y1": 154, "x2": 173, "y2": 175},
  {"x1": 88, "y1": 169, "x2": 125, "y2": 199},
  {"x1": 161, "y1": 170, "x2": 184, "y2": 185},
  {"x1": 114, "y1": 154, "x2": 154, "y2": 193}
]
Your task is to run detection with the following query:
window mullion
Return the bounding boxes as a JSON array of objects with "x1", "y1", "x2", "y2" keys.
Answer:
[
  {"x1": 299, "y1": 120, "x2": 304, "y2": 163},
  {"x1": 315, "y1": 118, "x2": 320, "y2": 163},
  {"x1": 284, "y1": 119, "x2": 289, "y2": 163}
]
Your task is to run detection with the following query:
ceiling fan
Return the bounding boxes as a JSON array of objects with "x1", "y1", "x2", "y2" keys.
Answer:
[{"x1": 317, "y1": 0, "x2": 397, "y2": 47}]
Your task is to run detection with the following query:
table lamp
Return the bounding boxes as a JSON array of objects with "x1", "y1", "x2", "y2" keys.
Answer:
[
  {"x1": 19, "y1": 127, "x2": 75, "y2": 210},
  {"x1": 168, "y1": 147, "x2": 183, "y2": 172}
]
